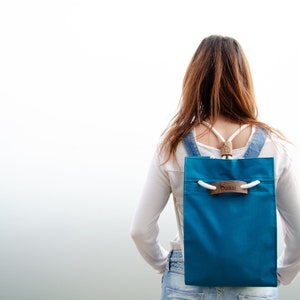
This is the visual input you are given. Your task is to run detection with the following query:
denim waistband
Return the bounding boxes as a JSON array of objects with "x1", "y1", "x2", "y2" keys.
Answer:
[{"x1": 166, "y1": 249, "x2": 184, "y2": 274}]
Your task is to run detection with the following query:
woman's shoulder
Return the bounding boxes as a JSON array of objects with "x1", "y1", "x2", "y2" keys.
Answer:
[
  {"x1": 155, "y1": 137, "x2": 187, "y2": 172},
  {"x1": 263, "y1": 130, "x2": 298, "y2": 166}
]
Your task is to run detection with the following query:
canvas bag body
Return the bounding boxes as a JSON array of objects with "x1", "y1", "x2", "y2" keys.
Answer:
[{"x1": 182, "y1": 127, "x2": 278, "y2": 287}]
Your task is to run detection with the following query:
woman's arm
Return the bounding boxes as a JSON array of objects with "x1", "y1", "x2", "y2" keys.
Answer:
[
  {"x1": 276, "y1": 147, "x2": 300, "y2": 285},
  {"x1": 130, "y1": 147, "x2": 172, "y2": 272}
]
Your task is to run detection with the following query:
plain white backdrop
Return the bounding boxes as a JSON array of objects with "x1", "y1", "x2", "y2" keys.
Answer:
[{"x1": 0, "y1": 0, "x2": 299, "y2": 299}]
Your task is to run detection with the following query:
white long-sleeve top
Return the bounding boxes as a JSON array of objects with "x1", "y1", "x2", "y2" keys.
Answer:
[{"x1": 130, "y1": 127, "x2": 300, "y2": 285}]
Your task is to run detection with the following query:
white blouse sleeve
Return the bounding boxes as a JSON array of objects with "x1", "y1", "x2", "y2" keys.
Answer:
[
  {"x1": 130, "y1": 146, "x2": 171, "y2": 273},
  {"x1": 276, "y1": 145, "x2": 300, "y2": 285}
]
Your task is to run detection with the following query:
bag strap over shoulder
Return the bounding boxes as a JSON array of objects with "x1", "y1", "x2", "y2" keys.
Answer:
[
  {"x1": 202, "y1": 121, "x2": 250, "y2": 158},
  {"x1": 182, "y1": 124, "x2": 267, "y2": 159}
]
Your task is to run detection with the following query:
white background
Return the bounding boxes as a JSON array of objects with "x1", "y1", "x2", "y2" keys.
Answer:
[{"x1": 0, "y1": 0, "x2": 299, "y2": 299}]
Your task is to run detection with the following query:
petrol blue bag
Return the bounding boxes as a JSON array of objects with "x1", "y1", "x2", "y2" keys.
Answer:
[{"x1": 182, "y1": 124, "x2": 278, "y2": 287}]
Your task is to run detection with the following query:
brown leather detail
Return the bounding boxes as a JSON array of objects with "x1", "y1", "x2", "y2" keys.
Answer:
[
  {"x1": 209, "y1": 180, "x2": 248, "y2": 195},
  {"x1": 221, "y1": 141, "x2": 233, "y2": 157}
]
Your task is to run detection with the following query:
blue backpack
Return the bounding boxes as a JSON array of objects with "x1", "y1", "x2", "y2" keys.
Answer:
[{"x1": 181, "y1": 123, "x2": 278, "y2": 287}]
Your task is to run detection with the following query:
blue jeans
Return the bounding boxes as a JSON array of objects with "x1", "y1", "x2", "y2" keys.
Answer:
[{"x1": 161, "y1": 250, "x2": 279, "y2": 300}]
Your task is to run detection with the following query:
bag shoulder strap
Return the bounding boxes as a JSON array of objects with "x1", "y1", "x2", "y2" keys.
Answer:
[
  {"x1": 182, "y1": 124, "x2": 267, "y2": 158},
  {"x1": 202, "y1": 121, "x2": 250, "y2": 158},
  {"x1": 202, "y1": 121, "x2": 250, "y2": 143}
]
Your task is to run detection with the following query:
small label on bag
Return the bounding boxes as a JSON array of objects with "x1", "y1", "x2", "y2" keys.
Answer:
[{"x1": 210, "y1": 181, "x2": 248, "y2": 195}]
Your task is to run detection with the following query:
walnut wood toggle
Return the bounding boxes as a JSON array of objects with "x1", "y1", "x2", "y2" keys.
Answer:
[
  {"x1": 221, "y1": 141, "x2": 233, "y2": 157},
  {"x1": 209, "y1": 180, "x2": 248, "y2": 195}
]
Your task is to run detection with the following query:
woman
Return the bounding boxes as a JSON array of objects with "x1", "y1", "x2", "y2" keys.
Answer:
[{"x1": 130, "y1": 35, "x2": 300, "y2": 299}]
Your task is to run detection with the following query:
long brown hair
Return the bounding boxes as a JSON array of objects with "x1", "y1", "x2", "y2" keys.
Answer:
[{"x1": 160, "y1": 35, "x2": 283, "y2": 161}]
